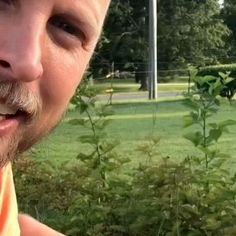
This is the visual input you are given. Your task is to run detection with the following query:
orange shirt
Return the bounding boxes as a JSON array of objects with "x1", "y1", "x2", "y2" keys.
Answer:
[{"x1": 0, "y1": 163, "x2": 20, "y2": 236}]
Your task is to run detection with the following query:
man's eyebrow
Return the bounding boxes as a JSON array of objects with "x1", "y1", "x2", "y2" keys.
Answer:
[
  {"x1": 73, "y1": 0, "x2": 102, "y2": 25},
  {"x1": 70, "y1": 14, "x2": 99, "y2": 36},
  {"x1": 68, "y1": 2, "x2": 101, "y2": 37}
]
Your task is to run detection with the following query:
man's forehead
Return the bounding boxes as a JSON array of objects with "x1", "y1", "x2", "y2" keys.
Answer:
[
  {"x1": 82, "y1": 0, "x2": 111, "y2": 23},
  {"x1": 64, "y1": 0, "x2": 110, "y2": 30},
  {"x1": 75, "y1": 0, "x2": 110, "y2": 13}
]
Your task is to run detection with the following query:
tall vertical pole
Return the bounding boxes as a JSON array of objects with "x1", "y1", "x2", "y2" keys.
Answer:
[{"x1": 149, "y1": 0, "x2": 158, "y2": 100}]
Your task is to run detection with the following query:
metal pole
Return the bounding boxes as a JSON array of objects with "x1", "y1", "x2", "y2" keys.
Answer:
[{"x1": 149, "y1": 0, "x2": 158, "y2": 100}]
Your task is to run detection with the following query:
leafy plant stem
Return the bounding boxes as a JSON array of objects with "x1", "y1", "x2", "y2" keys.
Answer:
[
  {"x1": 202, "y1": 107, "x2": 208, "y2": 170},
  {"x1": 84, "y1": 99, "x2": 106, "y2": 186},
  {"x1": 157, "y1": 217, "x2": 165, "y2": 236}
]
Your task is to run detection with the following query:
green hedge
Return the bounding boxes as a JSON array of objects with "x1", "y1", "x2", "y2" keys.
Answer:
[
  {"x1": 197, "y1": 64, "x2": 236, "y2": 77},
  {"x1": 196, "y1": 64, "x2": 236, "y2": 99},
  {"x1": 13, "y1": 77, "x2": 236, "y2": 236},
  {"x1": 13, "y1": 154, "x2": 236, "y2": 236}
]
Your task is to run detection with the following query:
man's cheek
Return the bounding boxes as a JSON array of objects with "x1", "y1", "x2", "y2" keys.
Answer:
[{"x1": 40, "y1": 78, "x2": 74, "y2": 107}]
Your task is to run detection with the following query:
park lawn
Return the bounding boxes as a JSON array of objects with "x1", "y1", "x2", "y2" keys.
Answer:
[
  {"x1": 92, "y1": 79, "x2": 189, "y2": 94},
  {"x1": 31, "y1": 99, "x2": 236, "y2": 170}
]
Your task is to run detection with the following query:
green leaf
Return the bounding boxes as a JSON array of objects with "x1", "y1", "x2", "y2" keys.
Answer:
[
  {"x1": 181, "y1": 204, "x2": 199, "y2": 216},
  {"x1": 214, "y1": 98, "x2": 220, "y2": 106},
  {"x1": 208, "y1": 107, "x2": 218, "y2": 113},
  {"x1": 224, "y1": 76, "x2": 234, "y2": 84},
  {"x1": 188, "y1": 66, "x2": 198, "y2": 78},
  {"x1": 77, "y1": 153, "x2": 92, "y2": 162},
  {"x1": 208, "y1": 123, "x2": 218, "y2": 129},
  {"x1": 68, "y1": 118, "x2": 85, "y2": 126},
  {"x1": 182, "y1": 99, "x2": 199, "y2": 111},
  {"x1": 95, "y1": 120, "x2": 112, "y2": 130},
  {"x1": 210, "y1": 158, "x2": 227, "y2": 168},
  {"x1": 216, "y1": 152, "x2": 231, "y2": 159},
  {"x1": 193, "y1": 111, "x2": 202, "y2": 122},
  {"x1": 184, "y1": 131, "x2": 203, "y2": 146},
  {"x1": 79, "y1": 101, "x2": 89, "y2": 114},
  {"x1": 204, "y1": 217, "x2": 221, "y2": 231},
  {"x1": 219, "y1": 71, "x2": 229, "y2": 79},
  {"x1": 79, "y1": 135, "x2": 99, "y2": 145},
  {"x1": 208, "y1": 129, "x2": 222, "y2": 142},
  {"x1": 183, "y1": 115, "x2": 194, "y2": 128},
  {"x1": 219, "y1": 119, "x2": 236, "y2": 128}
]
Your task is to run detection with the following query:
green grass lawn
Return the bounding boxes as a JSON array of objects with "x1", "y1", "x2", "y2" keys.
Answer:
[
  {"x1": 92, "y1": 79, "x2": 189, "y2": 94},
  {"x1": 31, "y1": 98, "x2": 236, "y2": 170}
]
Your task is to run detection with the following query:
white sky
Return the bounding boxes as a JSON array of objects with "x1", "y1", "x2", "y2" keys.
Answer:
[{"x1": 219, "y1": 0, "x2": 224, "y2": 5}]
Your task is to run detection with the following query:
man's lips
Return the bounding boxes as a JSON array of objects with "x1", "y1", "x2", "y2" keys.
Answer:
[
  {"x1": 0, "y1": 101, "x2": 28, "y2": 137},
  {"x1": 0, "y1": 102, "x2": 31, "y2": 124},
  {"x1": 0, "y1": 102, "x2": 18, "y2": 116},
  {"x1": 0, "y1": 111, "x2": 26, "y2": 121},
  {"x1": 0, "y1": 114, "x2": 22, "y2": 137},
  {"x1": 0, "y1": 81, "x2": 42, "y2": 122}
]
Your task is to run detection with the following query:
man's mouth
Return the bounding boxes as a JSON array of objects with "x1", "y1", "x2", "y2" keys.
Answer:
[
  {"x1": 0, "y1": 102, "x2": 25, "y2": 137},
  {"x1": 0, "y1": 103, "x2": 26, "y2": 122}
]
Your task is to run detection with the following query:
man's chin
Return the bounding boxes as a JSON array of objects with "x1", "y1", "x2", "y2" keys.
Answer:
[
  {"x1": 0, "y1": 131, "x2": 38, "y2": 168},
  {"x1": 0, "y1": 131, "x2": 40, "y2": 168},
  {"x1": 0, "y1": 112, "x2": 66, "y2": 167},
  {"x1": 0, "y1": 136, "x2": 19, "y2": 168}
]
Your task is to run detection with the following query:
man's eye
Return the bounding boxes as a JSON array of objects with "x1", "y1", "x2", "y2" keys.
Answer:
[
  {"x1": 0, "y1": 0, "x2": 14, "y2": 7},
  {"x1": 50, "y1": 16, "x2": 82, "y2": 37},
  {"x1": 0, "y1": 0, "x2": 14, "y2": 4}
]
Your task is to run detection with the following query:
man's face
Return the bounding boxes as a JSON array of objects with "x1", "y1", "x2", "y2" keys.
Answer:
[{"x1": 0, "y1": 0, "x2": 110, "y2": 166}]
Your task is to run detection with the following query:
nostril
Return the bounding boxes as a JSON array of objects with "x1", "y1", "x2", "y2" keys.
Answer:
[{"x1": 0, "y1": 60, "x2": 10, "y2": 68}]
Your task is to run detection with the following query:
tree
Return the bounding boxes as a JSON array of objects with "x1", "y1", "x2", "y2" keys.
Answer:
[
  {"x1": 91, "y1": 0, "x2": 230, "y2": 87},
  {"x1": 90, "y1": 1, "x2": 134, "y2": 79},
  {"x1": 90, "y1": 0, "x2": 150, "y2": 90},
  {"x1": 221, "y1": 0, "x2": 236, "y2": 63},
  {"x1": 157, "y1": 0, "x2": 230, "y2": 72}
]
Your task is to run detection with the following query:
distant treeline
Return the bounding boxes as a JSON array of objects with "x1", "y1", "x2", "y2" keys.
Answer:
[{"x1": 89, "y1": 0, "x2": 236, "y2": 87}]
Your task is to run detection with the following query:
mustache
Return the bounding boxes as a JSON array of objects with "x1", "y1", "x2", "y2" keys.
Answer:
[{"x1": 0, "y1": 81, "x2": 42, "y2": 120}]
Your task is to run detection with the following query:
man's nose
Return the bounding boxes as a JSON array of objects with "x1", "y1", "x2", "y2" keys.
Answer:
[{"x1": 0, "y1": 22, "x2": 43, "y2": 82}]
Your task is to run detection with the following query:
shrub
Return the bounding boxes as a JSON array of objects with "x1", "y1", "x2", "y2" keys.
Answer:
[
  {"x1": 196, "y1": 64, "x2": 236, "y2": 99},
  {"x1": 197, "y1": 64, "x2": 236, "y2": 77},
  {"x1": 14, "y1": 153, "x2": 236, "y2": 235},
  {"x1": 13, "y1": 75, "x2": 236, "y2": 235},
  {"x1": 13, "y1": 157, "x2": 94, "y2": 232},
  {"x1": 194, "y1": 67, "x2": 236, "y2": 100}
]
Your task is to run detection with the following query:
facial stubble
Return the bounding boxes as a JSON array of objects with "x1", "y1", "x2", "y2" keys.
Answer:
[
  {"x1": 0, "y1": 80, "x2": 66, "y2": 167},
  {"x1": 0, "y1": 110, "x2": 66, "y2": 168}
]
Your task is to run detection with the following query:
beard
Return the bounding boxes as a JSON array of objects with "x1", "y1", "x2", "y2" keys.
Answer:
[
  {"x1": 0, "y1": 81, "x2": 68, "y2": 167},
  {"x1": 0, "y1": 80, "x2": 42, "y2": 167},
  {"x1": 0, "y1": 111, "x2": 65, "y2": 168},
  {"x1": 0, "y1": 134, "x2": 19, "y2": 168}
]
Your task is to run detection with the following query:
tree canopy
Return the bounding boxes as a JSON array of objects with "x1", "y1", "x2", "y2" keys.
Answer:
[
  {"x1": 90, "y1": 0, "x2": 233, "y2": 82},
  {"x1": 158, "y1": 0, "x2": 230, "y2": 71}
]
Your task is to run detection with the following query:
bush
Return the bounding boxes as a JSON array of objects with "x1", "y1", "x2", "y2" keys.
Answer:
[
  {"x1": 195, "y1": 66, "x2": 236, "y2": 100},
  {"x1": 13, "y1": 75, "x2": 236, "y2": 235},
  {"x1": 14, "y1": 154, "x2": 236, "y2": 235},
  {"x1": 197, "y1": 64, "x2": 236, "y2": 77},
  {"x1": 13, "y1": 157, "x2": 93, "y2": 233}
]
